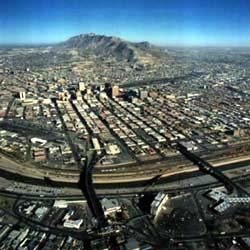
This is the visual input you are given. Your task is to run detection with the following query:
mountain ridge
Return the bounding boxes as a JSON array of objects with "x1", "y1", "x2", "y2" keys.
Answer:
[{"x1": 56, "y1": 33, "x2": 165, "y2": 62}]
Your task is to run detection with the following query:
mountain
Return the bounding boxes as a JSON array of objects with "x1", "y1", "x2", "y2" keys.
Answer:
[{"x1": 57, "y1": 33, "x2": 166, "y2": 62}]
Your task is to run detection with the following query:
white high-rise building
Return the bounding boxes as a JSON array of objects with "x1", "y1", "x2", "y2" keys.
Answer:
[
  {"x1": 19, "y1": 91, "x2": 26, "y2": 100},
  {"x1": 79, "y1": 82, "x2": 85, "y2": 91}
]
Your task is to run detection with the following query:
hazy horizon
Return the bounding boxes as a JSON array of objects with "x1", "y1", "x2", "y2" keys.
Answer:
[{"x1": 1, "y1": 35, "x2": 250, "y2": 49}]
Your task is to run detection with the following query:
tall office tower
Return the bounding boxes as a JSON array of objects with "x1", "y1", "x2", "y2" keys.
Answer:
[
  {"x1": 79, "y1": 82, "x2": 85, "y2": 91},
  {"x1": 19, "y1": 91, "x2": 26, "y2": 100},
  {"x1": 111, "y1": 85, "x2": 119, "y2": 97},
  {"x1": 76, "y1": 91, "x2": 83, "y2": 101},
  {"x1": 139, "y1": 90, "x2": 148, "y2": 99}
]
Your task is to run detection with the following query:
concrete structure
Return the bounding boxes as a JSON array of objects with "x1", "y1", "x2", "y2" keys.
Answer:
[
  {"x1": 101, "y1": 198, "x2": 121, "y2": 216},
  {"x1": 206, "y1": 189, "x2": 250, "y2": 213},
  {"x1": 63, "y1": 219, "x2": 83, "y2": 230},
  {"x1": 30, "y1": 137, "x2": 47, "y2": 146},
  {"x1": 92, "y1": 138, "x2": 102, "y2": 155},
  {"x1": 111, "y1": 85, "x2": 119, "y2": 97},
  {"x1": 151, "y1": 192, "x2": 169, "y2": 219},
  {"x1": 76, "y1": 91, "x2": 83, "y2": 101},
  {"x1": 19, "y1": 91, "x2": 26, "y2": 101},
  {"x1": 234, "y1": 128, "x2": 245, "y2": 137},
  {"x1": 53, "y1": 200, "x2": 86, "y2": 208},
  {"x1": 79, "y1": 82, "x2": 85, "y2": 91},
  {"x1": 23, "y1": 204, "x2": 36, "y2": 215},
  {"x1": 105, "y1": 144, "x2": 120, "y2": 155},
  {"x1": 180, "y1": 141, "x2": 198, "y2": 151},
  {"x1": 58, "y1": 92, "x2": 68, "y2": 102},
  {"x1": 86, "y1": 87, "x2": 92, "y2": 95},
  {"x1": 139, "y1": 90, "x2": 148, "y2": 99}
]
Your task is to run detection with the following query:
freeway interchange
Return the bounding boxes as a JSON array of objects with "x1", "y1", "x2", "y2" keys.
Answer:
[
  {"x1": 1, "y1": 91, "x2": 250, "y2": 249},
  {"x1": 1, "y1": 119, "x2": 250, "y2": 249}
]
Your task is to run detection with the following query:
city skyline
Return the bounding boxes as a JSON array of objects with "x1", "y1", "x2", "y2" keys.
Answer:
[
  {"x1": 0, "y1": 0, "x2": 250, "y2": 46},
  {"x1": 1, "y1": 1, "x2": 250, "y2": 248}
]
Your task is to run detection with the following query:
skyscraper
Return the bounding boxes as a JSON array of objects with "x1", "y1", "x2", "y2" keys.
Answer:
[
  {"x1": 79, "y1": 82, "x2": 85, "y2": 91},
  {"x1": 111, "y1": 85, "x2": 119, "y2": 97}
]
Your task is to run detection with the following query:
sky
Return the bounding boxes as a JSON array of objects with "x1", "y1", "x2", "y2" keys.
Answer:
[{"x1": 0, "y1": 0, "x2": 250, "y2": 46}]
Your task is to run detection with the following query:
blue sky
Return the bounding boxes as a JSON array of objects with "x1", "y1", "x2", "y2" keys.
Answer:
[{"x1": 0, "y1": 0, "x2": 250, "y2": 46}]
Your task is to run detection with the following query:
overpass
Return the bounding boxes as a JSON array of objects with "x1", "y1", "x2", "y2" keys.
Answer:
[
  {"x1": 52, "y1": 98, "x2": 107, "y2": 228},
  {"x1": 176, "y1": 142, "x2": 249, "y2": 196}
]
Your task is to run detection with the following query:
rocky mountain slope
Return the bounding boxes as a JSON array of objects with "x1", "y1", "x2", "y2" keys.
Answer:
[{"x1": 57, "y1": 33, "x2": 166, "y2": 62}]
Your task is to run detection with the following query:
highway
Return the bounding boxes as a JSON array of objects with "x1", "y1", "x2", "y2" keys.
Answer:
[
  {"x1": 123, "y1": 72, "x2": 204, "y2": 88},
  {"x1": 53, "y1": 98, "x2": 107, "y2": 227},
  {"x1": 78, "y1": 151, "x2": 107, "y2": 227},
  {"x1": 0, "y1": 156, "x2": 250, "y2": 192},
  {"x1": 3, "y1": 96, "x2": 15, "y2": 119},
  {"x1": 176, "y1": 142, "x2": 250, "y2": 196},
  {"x1": 1, "y1": 172, "x2": 250, "y2": 202},
  {"x1": 1, "y1": 113, "x2": 250, "y2": 185}
]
